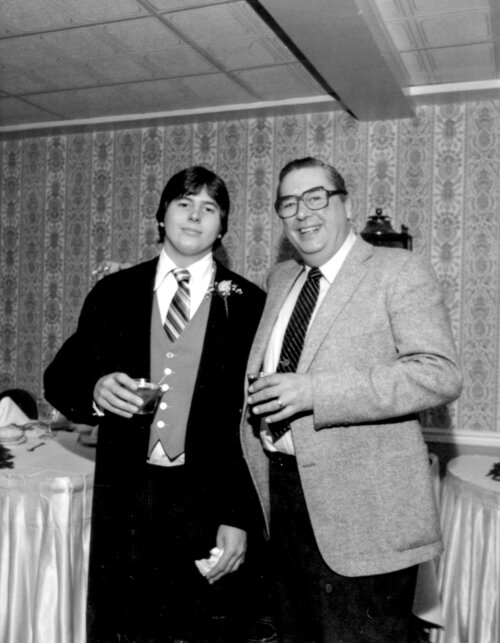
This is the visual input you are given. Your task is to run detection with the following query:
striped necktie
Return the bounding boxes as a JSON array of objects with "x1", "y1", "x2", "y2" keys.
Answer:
[
  {"x1": 164, "y1": 268, "x2": 191, "y2": 342},
  {"x1": 270, "y1": 266, "x2": 322, "y2": 441}
]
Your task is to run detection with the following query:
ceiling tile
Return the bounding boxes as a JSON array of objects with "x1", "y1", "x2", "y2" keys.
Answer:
[
  {"x1": 410, "y1": 0, "x2": 489, "y2": 14},
  {"x1": 148, "y1": 0, "x2": 228, "y2": 10},
  {"x1": 37, "y1": 26, "x2": 120, "y2": 61},
  {"x1": 165, "y1": 2, "x2": 262, "y2": 44},
  {"x1": 418, "y1": 12, "x2": 491, "y2": 47},
  {"x1": 430, "y1": 42, "x2": 494, "y2": 72},
  {"x1": 82, "y1": 57, "x2": 157, "y2": 84},
  {"x1": 27, "y1": 86, "x2": 134, "y2": 120},
  {"x1": 400, "y1": 51, "x2": 432, "y2": 85},
  {"x1": 67, "y1": 0, "x2": 148, "y2": 22},
  {"x1": 204, "y1": 37, "x2": 294, "y2": 70},
  {"x1": 0, "y1": 23, "x2": 12, "y2": 38},
  {"x1": 116, "y1": 78, "x2": 193, "y2": 112},
  {"x1": 235, "y1": 64, "x2": 325, "y2": 101},
  {"x1": 179, "y1": 73, "x2": 256, "y2": 105},
  {"x1": 434, "y1": 65, "x2": 494, "y2": 84},
  {"x1": 0, "y1": 96, "x2": 57, "y2": 124},
  {"x1": 0, "y1": 0, "x2": 80, "y2": 33},
  {"x1": 143, "y1": 47, "x2": 217, "y2": 77},
  {"x1": 0, "y1": 71, "x2": 50, "y2": 95},
  {"x1": 0, "y1": 34, "x2": 62, "y2": 68},
  {"x1": 371, "y1": 0, "x2": 406, "y2": 21},
  {"x1": 23, "y1": 64, "x2": 100, "y2": 92},
  {"x1": 99, "y1": 18, "x2": 182, "y2": 52},
  {"x1": 384, "y1": 20, "x2": 419, "y2": 50}
]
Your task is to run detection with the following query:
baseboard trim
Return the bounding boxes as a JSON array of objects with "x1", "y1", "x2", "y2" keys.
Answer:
[{"x1": 423, "y1": 428, "x2": 500, "y2": 447}]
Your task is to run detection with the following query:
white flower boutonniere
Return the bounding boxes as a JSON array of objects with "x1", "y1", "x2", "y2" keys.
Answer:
[{"x1": 208, "y1": 279, "x2": 243, "y2": 315}]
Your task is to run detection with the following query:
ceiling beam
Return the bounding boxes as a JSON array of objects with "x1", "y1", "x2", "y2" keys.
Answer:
[{"x1": 249, "y1": 0, "x2": 415, "y2": 121}]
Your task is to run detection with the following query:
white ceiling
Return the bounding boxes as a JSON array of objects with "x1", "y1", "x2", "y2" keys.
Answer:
[{"x1": 0, "y1": 0, "x2": 499, "y2": 131}]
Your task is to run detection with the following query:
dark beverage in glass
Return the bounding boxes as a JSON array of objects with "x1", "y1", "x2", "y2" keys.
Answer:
[{"x1": 133, "y1": 379, "x2": 162, "y2": 415}]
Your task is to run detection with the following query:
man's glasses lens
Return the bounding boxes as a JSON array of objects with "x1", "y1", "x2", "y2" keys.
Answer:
[{"x1": 276, "y1": 187, "x2": 345, "y2": 218}]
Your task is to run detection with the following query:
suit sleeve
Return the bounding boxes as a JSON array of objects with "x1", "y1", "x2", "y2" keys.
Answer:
[
  {"x1": 44, "y1": 278, "x2": 117, "y2": 424},
  {"x1": 311, "y1": 252, "x2": 462, "y2": 428}
]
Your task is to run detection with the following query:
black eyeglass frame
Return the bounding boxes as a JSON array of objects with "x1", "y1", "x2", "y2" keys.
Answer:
[{"x1": 275, "y1": 185, "x2": 348, "y2": 219}]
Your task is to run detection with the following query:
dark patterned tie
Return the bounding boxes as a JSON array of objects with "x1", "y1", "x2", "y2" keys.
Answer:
[
  {"x1": 163, "y1": 268, "x2": 190, "y2": 342},
  {"x1": 270, "y1": 267, "x2": 322, "y2": 442}
]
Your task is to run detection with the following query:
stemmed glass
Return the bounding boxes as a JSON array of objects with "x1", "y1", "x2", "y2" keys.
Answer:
[{"x1": 36, "y1": 398, "x2": 58, "y2": 438}]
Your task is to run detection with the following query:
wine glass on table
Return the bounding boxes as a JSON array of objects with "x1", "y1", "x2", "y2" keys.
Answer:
[{"x1": 36, "y1": 398, "x2": 60, "y2": 439}]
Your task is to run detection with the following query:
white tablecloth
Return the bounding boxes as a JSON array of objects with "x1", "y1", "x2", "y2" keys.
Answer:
[
  {"x1": 436, "y1": 455, "x2": 500, "y2": 643},
  {"x1": 0, "y1": 440, "x2": 448, "y2": 641},
  {"x1": 0, "y1": 432, "x2": 95, "y2": 643}
]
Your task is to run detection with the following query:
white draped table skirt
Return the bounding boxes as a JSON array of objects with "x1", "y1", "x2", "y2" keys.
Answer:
[
  {"x1": 435, "y1": 455, "x2": 500, "y2": 643},
  {"x1": 0, "y1": 433, "x2": 94, "y2": 643}
]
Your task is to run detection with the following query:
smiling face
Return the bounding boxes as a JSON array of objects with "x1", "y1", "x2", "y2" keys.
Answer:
[
  {"x1": 162, "y1": 186, "x2": 223, "y2": 267},
  {"x1": 279, "y1": 166, "x2": 351, "y2": 267}
]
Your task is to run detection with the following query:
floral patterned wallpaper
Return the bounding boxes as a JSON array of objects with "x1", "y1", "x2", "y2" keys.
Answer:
[{"x1": 1, "y1": 100, "x2": 499, "y2": 442}]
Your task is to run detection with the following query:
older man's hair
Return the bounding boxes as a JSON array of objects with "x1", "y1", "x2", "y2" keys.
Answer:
[{"x1": 277, "y1": 157, "x2": 348, "y2": 202}]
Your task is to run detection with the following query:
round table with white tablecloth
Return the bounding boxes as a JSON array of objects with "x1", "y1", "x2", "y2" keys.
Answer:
[
  {"x1": 0, "y1": 430, "x2": 95, "y2": 643},
  {"x1": 436, "y1": 454, "x2": 500, "y2": 643}
]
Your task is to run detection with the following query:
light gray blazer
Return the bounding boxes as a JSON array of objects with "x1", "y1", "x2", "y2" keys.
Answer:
[{"x1": 241, "y1": 236, "x2": 462, "y2": 577}]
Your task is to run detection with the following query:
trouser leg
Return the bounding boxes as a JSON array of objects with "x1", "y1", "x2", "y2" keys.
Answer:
[{"x1": 270, "y1": 462, "x2": 418, "y2": 643}]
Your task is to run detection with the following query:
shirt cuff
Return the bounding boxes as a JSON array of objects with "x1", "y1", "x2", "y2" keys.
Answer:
[{"x1": 92, "y1": 401, "x2": 105, "y2": 417}]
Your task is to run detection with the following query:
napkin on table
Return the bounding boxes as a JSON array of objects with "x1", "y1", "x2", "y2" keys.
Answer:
[{"x1": 0, "y1": 396, "x2": 31, "y2": 427}]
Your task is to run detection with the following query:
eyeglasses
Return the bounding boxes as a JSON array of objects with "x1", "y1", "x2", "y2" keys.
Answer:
[{"x1": 275, "y1": 186, "x2": 347, "y2": 219}]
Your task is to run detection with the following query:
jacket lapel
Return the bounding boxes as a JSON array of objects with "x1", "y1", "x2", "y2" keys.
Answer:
[
  {"x1": 198, "y1": 261, "x2": 230, "y2": 365},
  {"x1": 246, "y1": 261, "x2": 302, "y2": 373},
  {"x1": 299, "y1": 237, "x2": 373, "y2": 370},
  {"x1": 189, "y1": 261, "x2": 236, "y2": 404}
]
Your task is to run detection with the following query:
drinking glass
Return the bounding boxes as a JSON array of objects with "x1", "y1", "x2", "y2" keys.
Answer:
[
  {"x1": 36, "y1": 398, "x2": 58, "y2": 438},
  {"x1": 132, "y1": 379, "x2": 162, "y2": 415}
]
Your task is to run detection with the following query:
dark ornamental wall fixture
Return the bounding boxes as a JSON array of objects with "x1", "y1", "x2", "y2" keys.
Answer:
[{"x1": 360, "y1": 208, "x2": 412, "y2": 250}]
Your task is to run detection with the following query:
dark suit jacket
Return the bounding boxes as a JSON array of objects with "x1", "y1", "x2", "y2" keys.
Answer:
[
  {"x1": 44, "y1": 256, "x2": 265, "y2": 531},
  {"x1": 45, "y1": 256, "x2": 265, "y2": 638}
]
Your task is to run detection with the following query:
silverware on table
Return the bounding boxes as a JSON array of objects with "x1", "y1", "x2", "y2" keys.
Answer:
[{"x1": 27, "y1": 442, "x2": 46, "y2": 452}]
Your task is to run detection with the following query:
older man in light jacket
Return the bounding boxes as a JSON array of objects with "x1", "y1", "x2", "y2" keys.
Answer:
[{"x1": 241, "y1": 157, "x2": 462, "y2": 643}]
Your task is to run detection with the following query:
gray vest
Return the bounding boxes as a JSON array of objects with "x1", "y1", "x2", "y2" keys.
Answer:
[{"x1": 148, "y1": 293, "x2": 210, "y2": 459}]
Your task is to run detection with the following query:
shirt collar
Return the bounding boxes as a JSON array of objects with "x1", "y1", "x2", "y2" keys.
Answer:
[
  {"x1": 308, "y1": 229, "x2": 357, "y2": 283},
  {"x1": 154, "y1": 248, "x2": 214, "y2": 290}
]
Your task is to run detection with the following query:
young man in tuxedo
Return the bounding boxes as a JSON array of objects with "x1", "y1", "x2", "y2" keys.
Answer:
[
  {"x1": 44, "y1": 167, "x2": 269, "y2": 642},
  {"x1": 241, "y1": 157, "x2": 462, "y2": 642}
]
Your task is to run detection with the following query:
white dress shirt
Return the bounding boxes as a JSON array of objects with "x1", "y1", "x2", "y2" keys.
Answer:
[
  {"x1": 154, "y1": 249, "x2": 215, "y2": 322},
  {"x1": 261, "y1": 230, "x2": 357, "y2": 455}
]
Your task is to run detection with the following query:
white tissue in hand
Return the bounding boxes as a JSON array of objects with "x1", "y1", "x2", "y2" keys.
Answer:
[{"x1": 195, "y1": 547, "x2": 223, "y2": 576}]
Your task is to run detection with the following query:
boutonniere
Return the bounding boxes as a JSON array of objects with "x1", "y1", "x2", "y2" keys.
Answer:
[{"x1": 208, "y1": 280, "x2": 243, "y2": 315}]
